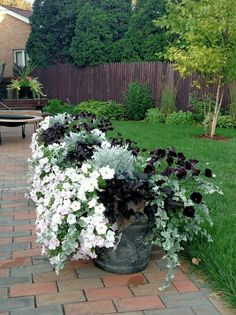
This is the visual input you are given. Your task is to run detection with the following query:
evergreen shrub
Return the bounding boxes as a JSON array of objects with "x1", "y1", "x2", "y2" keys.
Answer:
[{"x1": 123, "y1": 81, "x2": 154, "y2": 120}]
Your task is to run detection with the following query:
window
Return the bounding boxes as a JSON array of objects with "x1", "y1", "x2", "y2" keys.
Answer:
[{"x1": 13, "y1": 50, "x2": 29, "y2": 68}]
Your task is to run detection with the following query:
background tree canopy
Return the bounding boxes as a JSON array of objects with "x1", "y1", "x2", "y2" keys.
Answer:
[
  {"x1": 115, "y1": 0, "x2": 169, "y2": 62},
  {"x1": 27, "y1": 0, "x2": 170, "y2": 67},
  {"x1": 26, "y1": 0, "x2": 77, "y2": 65},
  {"x1": 70, "y1": 0, "x2": 132, "y2": 66}
]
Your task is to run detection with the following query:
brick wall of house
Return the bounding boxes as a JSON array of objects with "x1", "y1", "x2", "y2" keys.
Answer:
[{"x1": 0, "y1": 13, "x2": 30, "y2": 78}]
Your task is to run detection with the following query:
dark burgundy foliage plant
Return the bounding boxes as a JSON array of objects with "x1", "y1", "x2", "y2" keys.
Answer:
[
  {"x1": 97, "y1": 177, "x2": 154, "y2": 225},
  {"x1": 41, "y1": 123, "x2": 68, "y2": 146},
  {"x1": 66, "y1": 142, "x2": 95, "y2": 163}
]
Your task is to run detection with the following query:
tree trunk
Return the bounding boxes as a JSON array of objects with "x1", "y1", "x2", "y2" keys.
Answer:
[{"x1": 210, "y1": 79, "x2": 224, "y2": 138}]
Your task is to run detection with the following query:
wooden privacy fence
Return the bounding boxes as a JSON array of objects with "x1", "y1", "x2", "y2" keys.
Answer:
[{"x1": 34, "y1": 62, "x2": 229, "y2": 110}]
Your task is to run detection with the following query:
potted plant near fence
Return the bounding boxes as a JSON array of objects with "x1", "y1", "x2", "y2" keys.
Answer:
[
  {"x1": 29, "y1": 113, "x2": 222, "y2": 289},
  {"x1": 9, "y1": 62, "x2": 45, "y2": 99}
]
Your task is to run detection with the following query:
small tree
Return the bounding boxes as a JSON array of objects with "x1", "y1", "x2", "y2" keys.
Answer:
[{"x1": 157, "y1": 0, "x2": 236, "y2": 137}]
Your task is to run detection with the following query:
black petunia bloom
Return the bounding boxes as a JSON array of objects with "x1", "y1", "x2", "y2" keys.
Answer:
[
  {"x1": 166, "y1": 156, "x2": 174, "y2": 165},
  {"x1": 156, "y1": 148, "x2": 166, "y2": 158},
  {"x1": 204, "y1": 168, "x2": 212, "y2": 178},
  {"x1": 192, "y1": 168, "x2": 200, "y2": 176},
  {"x1": 177, "y1": 159, "x2": 185, "y2": 167},
  {"x1": 177, "y1": 152, "x2": 185, "y2": 160},
  {"x1": 167, "y1": 148, "x2": 177, "y2": 157},
  {"x1": 185, "y1": 161, "x2": 192, "y2": 170},
  {"x1": 144, "y1": 164, "x2": 155, "y2": 174},
  {"x1": 176, "y1": 167, "x2": 187, "y2": 179},
  {"x1": 151, "y1": 148, "x2": 166, "y2": 158},
  {"x1": 190, "y1": 192, "x2": 203, "y2": 204},
  {"x1": 183, "y1": 206, "x2": 195, "y2": 218},
  {"x1": 162, "y1": 167, "x2": 174, "y2": 177}
]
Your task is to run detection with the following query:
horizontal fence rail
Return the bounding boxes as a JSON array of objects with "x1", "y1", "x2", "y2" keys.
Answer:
[{"x1": 33, "y1": 62, "x2": 229, "y2": 110}]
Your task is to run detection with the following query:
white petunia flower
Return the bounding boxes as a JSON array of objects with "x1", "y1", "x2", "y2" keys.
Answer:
[
  {"x1": 101, "y1": 141, "x2": 111, "y2": 149},
  {"x1": 71, "y1": 201, "x2": 81, "y2": 211},
  {"x1": 67, "y1": 214, "x2": 77, "y2": 225},
  {"x1": 81, "y1": 163, "x2": 92, "y2": 174},
  {"x1": 99, "y1": 166, "x2": 115, "y2": 180},
  {"x1": 94, "y1": 204, "x2": 105, "y2": 214},
  {"x1": 88, "y1": 198, "x2": 97, "y2": 208},
  {"x1": 96, "y1": 223, "x2": 107, "y2": 235}
]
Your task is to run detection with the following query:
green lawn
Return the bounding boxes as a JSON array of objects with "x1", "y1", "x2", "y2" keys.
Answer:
[{"x1": 111, "y1": 121, "x2": 236, "y2": 308}]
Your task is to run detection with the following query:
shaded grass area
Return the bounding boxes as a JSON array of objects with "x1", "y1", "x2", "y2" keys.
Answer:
[{"x1": 111, "y1": 121, "x2": 236, "y2": 308}]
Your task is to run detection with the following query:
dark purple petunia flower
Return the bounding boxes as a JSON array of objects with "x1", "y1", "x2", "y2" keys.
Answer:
[
  {"x1": 176, "y1": 167, "x2": 187, "y2": 179},
  {"x1": 190, "y1": 192, "x2": 203, "y2": 204},
  {"x1": 177, "y1": 152, "x2": 185, "y2": 160},
  {"x1": 156, "y1": 148, "x2": 166, "y2": 158},
  {"x1": 183, "y1": 206, "x2": 195, "y2": 218},
  {"x1": 144, "y1": 164, "x2": 156, "y2": 174},
  {"x1": 185, "y1": 161, "x2": 192, "y2": 170},
  {"x1": 151, "y1": 148, "x2": 166, "y2": 158},
  {"x1": 177, "y1": 159, "x2": 185, "y2": 167},
  {"x1": 204, "y1": 168, "x2": 212, "y2": 177},
  {"x1": 166, "y1": 156, "x2": 174, "y2": 165},
  {"x1": 162, "y1": 167, "x2": 174, "y2": 176},
  {"x1": 167, "y1": 148, "x2": 177, "y2": 157},
  {"x1": 192, "y1": 168, "x2": 201, "y2": 176}
]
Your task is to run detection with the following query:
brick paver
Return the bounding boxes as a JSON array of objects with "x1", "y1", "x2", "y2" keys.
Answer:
[{"x1": 0, "y1": 125, "x2": 235, "y2": 314}]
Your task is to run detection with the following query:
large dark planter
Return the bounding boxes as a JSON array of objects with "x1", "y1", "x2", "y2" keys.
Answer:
[
  {"x1": 18, "y1": 87, "x2": 33, "y2": 99},
  {"x1": 94, "y1": 220, "x2": 152, "y2": 274}
]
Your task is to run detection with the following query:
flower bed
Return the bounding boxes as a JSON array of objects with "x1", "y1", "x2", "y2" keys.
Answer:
[{"x1": 29, "y1": 113, "x2": 222, "y2": 289}]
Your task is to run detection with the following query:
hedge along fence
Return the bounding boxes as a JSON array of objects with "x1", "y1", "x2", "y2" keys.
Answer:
[{"x1": 33, "y1": 62, "x2": 230, "y2": 109}]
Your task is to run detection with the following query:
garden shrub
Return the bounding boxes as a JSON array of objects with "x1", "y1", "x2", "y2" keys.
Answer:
[
  {"x1": 74, "y1": 100, "x2": 125, "y2": 120},
  {"x1": 145, "y1": 108, "x2": 166, "y2": 123},
  {"x1": 217, "y1": 115, "x2": 236, "y2": 129},
  {"x1": 160, "y1": 84, "x2": 176, "y2": 115},
  {"x1": 43, "y1": 99, "x2": 75, "y2": 115},
  {"x1": 123, "y1": 81, "x2": 154, "y2": 120},
  {"x1": 165, "y1": 111, "x2": 194, "y2": 126}
]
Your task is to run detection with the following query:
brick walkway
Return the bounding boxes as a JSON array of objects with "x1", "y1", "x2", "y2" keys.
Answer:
[{"x1": 0, "y1": 125, "x2": 235, "y2": 315}]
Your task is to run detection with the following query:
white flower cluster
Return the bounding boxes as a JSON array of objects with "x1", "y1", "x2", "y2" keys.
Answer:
[
  {"x1": 29, "y1": 114, "x2": 117, "y2": 272},
  {"x1": 31, "y1": 161, "x2": 116, "y2": 272}
]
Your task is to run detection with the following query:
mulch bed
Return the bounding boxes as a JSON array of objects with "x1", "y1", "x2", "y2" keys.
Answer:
[{"x1": 198, "y1": 134, "x2": 230, "y2": 141}]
